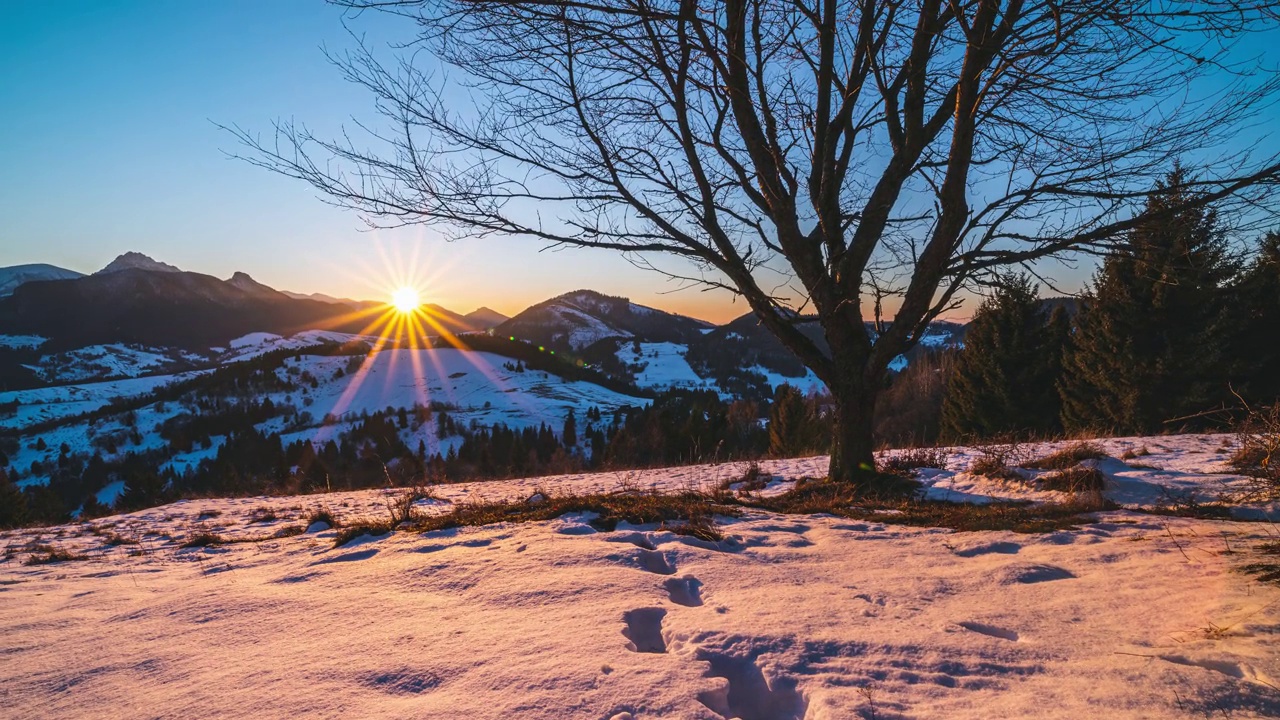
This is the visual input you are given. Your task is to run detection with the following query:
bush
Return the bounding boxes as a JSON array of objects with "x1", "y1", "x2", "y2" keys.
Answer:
[
  {"x1": 880, "y1": 447, "x2": 949, "y2": 477},
  {"x1": 1230, "y1": 402, "x2": 1280, "y2": 497},
  {"x1": 1039, "y1": 466, "x2": 1107, "y2": 493},
  {"x1": 1025, "y1": 442, "x2": 1107, "y2": 470},
  {"x1": 968, "y1": 439, "x2": 1029, "y2": 482}
]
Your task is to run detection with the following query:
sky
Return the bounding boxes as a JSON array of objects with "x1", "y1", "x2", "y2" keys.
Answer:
[
  {"x1": 0, "y1": 0, "x2": 756, "y2": 321},
  {"x1": 1, "y1": 2, "x2": 1276, "y2": 324}
]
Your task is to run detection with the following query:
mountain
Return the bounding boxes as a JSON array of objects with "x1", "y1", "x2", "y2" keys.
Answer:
[
  {"x1": 465, "y1": 306, "x2": 509, "y2": 330},
  {"x1": 282, "y1": 290, "x2": 363, "y2": 306},
  {"x1": 95, "y1": 251, "x2": 182, "y2": 275},
  {"x1": 0, "y1": 268, "x2": 362, "y2": 350},
  {"x1": 225, "y1": 271, "x2": 288, "y2": 299},
  {"x1": 495, "y1": 290, "x2": 711, "y2": 352},
  {"x1": 0, "y1": 264, "x2": 84, "y2": 297}
]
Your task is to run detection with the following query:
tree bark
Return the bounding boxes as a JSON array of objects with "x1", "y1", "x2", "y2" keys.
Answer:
[{"x1": 827, "y1": 379, "x2": 880, "y2": 487}]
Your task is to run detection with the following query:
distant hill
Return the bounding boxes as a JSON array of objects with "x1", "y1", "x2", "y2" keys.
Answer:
[
  {"x1": 0, "y1": 253, "x2": 492, "y2": 350},
  {"x1": 465, "y1": 307, "x2": 509, "y2": 330},
  {"x1": 494, "y1": 290, "x2": 711, "y2": 351},
  {"x1": 0, "y1": 264, "x2": 84, "y2": 297}
]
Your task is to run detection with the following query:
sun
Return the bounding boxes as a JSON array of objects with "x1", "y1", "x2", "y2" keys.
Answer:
[{"x1": 391, "y1": 286, "x2": 421, "y2": 313}]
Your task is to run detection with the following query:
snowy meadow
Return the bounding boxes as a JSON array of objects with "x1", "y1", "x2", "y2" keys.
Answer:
[{"x1": 3, "y1": 434, "x2": 1279, "y2": 719}]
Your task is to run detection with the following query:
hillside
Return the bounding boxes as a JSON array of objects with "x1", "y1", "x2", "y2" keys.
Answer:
[
  {"x1": 3, "y1": 435, "x2": 1278, "y2": 719},
  {"x1": 0, "y1": 263, "x2": 84, "y2": 297},
  {"x1": 496, "y1": 290, "x2": 712, "y2": 352}
]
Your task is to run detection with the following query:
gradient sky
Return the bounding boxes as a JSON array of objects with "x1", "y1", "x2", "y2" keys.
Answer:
[{"x1": 1, "y1": 2, "x2": 1275, "y2": 323}]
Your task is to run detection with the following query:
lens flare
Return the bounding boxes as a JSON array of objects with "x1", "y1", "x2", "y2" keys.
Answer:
[{"x1": 391, "y1": 286, "x2": 420, "y2": 313}]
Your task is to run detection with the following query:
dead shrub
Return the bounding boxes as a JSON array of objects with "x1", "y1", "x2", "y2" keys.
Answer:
[
  {"x1": 967, "y1": 437, "x2": 1031, "y2": 481},
  {"x1": 880, "y1": 447, "x2": 949, "y2": 477},
  {"x1": 1229, "y1": 402, "x2": 1280, "y2": 497},
  {"x1": 1026, "y1": 442, "x2": 1107, "y2": 470},
  {"x1": 1039, "y1": 465, "x2": 1107, "y2": 493},
  {"x1": 718, "y1": 462, "x2": 769, "y2": 495}
]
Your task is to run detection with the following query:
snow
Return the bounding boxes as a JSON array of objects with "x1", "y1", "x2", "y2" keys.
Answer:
[
  {"x1": 281, "y1": 348, "x2": 643, "y2": 433},
  {"x1": 616, "y1": 342, "x2": 717, "y2": 392},
  {"x1": 31, "y1": 343, "x2": 192, "y2": 382},
  {"x1": 3, "y1": 434, "x2": 1279, "y2": 718},
  {"x1": 0, "y1": 334, "x2": 46, "y2": 349},
  {"x1": 749, "y1": 365, "x2": 827, "y2": 395},
  {"x1": 222, "y1": 330, "x2": 380, "y2": 361},
  {"x1": 548, "y1": 305, "x2": 626, "y2": 349},
  {"x1": 0, "y1": 371, "x2": 206, "y2": 430}
]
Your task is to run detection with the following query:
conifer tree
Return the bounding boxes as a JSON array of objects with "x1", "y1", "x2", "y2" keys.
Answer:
[
  {"x1": 768, "y1": 385, "x2": 817, "y2": 458},
  {"x1": 940, "y1": 274, "x2": 1067, "y2": 440},
  {"x1": 0, "y1": 466, "x2": 28, "y2": 529},
  {"x1": 562, "y1": 409, "x2": 578, "y2": 447},
  {"x1": 1061, "y1": 168, "x2": 1235, "y2": 433},
  {"x1": 1234, "y1": 232, "x2": 1280, "y2": 405}
]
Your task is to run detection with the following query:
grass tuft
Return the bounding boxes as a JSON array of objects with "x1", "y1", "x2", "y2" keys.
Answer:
[
  {"x1": 333, "y1": 522, "x2": 395, "y2": 547},
  {"x1": 180, "y1": 532, "x2": 225, "y2": 548},
  {"x1": 24, "y1": 545, "x2": 88, "y2": 565},
  {"x1": 1039, "y1": 465, "x2": 1107, "y2": 492},
  {"x1": 1026, "y1": 442, "x2": 1107, "y2": 470}
]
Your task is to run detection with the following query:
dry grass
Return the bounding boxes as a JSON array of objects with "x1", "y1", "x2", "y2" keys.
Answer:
[
  {"x1": 880, "y1": 447, "x2": 949, "y2": 476},
  {"x1": 1229, "y1": 402, "x2": 1280, "y2": 498},
  {"x1": 1026, "y1": 442, "x2": 1107, "y2": 470},
  {"x1": 1241, "y1": 541, "x2": 1280, "y2": 585},
  {"x1": 968, "y1": 438, "x2": 1031, "y2": 482},
  {"x1": 23, "y1": 545, "x2": 88, "y2": 565},
  {"x1": 305, "y1": 508, "x2": 339, "y2": 528},
  {"x1": 181, "y1": 525, "x2": 306, "y2": 548},
  {"x1": 333, "y1": 522, "x2": 395, "y2": 547},
  {"x1": 1039, "y1": 466, "x2": 1107, "y2": 493}
]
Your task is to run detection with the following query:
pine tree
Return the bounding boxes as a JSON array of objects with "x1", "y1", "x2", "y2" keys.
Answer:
[
  {"x1": 1234, "y1": 232, "x2": 1280, "y2": 405},
  {"x1": 1060, "y1": 168, "x2": 1235, "y2": 433},
  {"x1": 0, "y1": 467, "x2": 28, "y2": 529},
  {"x1": 768, "y1": 385, "x2": 817, "y2": 458},
  {"x1": 940, "y1": 274, "x2": 1067, "y2": 440},
  {"x1": 562, "y1": 409, "x2": 578, "y2": 447}
]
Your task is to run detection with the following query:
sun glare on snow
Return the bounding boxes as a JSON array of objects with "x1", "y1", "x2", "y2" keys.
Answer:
[{"x1": 391, "y1": 286, "x2": 420, "y2": 313}]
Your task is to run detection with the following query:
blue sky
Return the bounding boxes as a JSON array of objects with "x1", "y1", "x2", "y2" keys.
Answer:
[
  {"x1": 0, "y1": 0, "x2": 746, "y2": 320},
  {"x1": 1, "y1": 2, "x2": 1275, "y2": 322}
]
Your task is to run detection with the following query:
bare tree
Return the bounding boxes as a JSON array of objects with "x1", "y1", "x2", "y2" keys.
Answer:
[{"x1": 230, "y1": 0, "x2": 1280, "y2": 488}]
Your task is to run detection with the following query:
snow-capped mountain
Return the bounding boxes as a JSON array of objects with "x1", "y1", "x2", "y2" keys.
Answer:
[
  {"x1": 0, "y1": 263, "x2": 84, "y2": 297},
  {"x1": 496, "y1": 290, "x2": 711, "y2": 352},
  {"x1": 94, "y1": 251, "x2": 182, "y2": 275}
]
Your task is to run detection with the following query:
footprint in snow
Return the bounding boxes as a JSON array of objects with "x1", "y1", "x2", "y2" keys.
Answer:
[
  {"x1": 952, "y1": 540, "x2": 1021, "y2": 557},
  {"x1": 637, "y1": 548, "x2": 677, "y2": 575},
  {"x1": 622, "y1": 607, "x2": 667, "y2": 653},
  {"x1": 664, "y1": 576, "x2": 704, "y2": 607},
  {"x1": 958, "y1": 621, "x2": 1020, "y2": 642},
  {"x1": 994, "y1": 563, "x2": 1075, "y2": 585}
]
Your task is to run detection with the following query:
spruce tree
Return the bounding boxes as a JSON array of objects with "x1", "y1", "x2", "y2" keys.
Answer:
[
  {"x1": 1234, "y1": 232, "x2": 1280, "y2": 405},
  {"x1": 768, "y1": 385, "x2": 816, "y2": 457},
  {"x1": 1060, "y1": 168, "x2": 1235, "y2": 433},
  {"x1": 0, "y1": 467, "x2": 28, "y2": 529},
  {"x1": 940, "y1": 274, "x2": 1067, "y2": 441}
]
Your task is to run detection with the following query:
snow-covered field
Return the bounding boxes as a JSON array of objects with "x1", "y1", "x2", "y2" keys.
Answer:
[{"x1": 3, "y1": 434, "x2": 1279, "y2": 719}]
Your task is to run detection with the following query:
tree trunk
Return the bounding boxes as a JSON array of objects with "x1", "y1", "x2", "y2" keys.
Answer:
[{"x1": 827, "y1": 382, "x2": 880, "y2": 488}]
